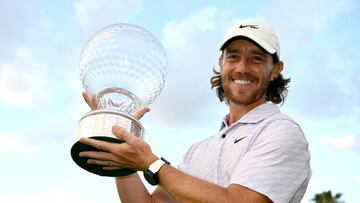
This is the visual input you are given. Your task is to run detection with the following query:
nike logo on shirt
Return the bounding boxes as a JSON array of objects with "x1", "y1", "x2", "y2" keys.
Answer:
[{"x1": 234, "y1": 137, "x2": 246, "y2": 143}]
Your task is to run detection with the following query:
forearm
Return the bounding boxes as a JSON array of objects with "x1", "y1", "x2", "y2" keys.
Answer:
[
  {"x1": 116, "y1": 167, "x2": 229, "y2": 203},
  {"x1": 115, "y1": 173, "x2": 153, "y2": 203},
  {"x1": 158, "y1": 165, "x2": 231, "y2": 203}
]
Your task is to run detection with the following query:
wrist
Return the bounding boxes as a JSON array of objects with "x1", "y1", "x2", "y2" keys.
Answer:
[
  {"x1": 143, "y1": 157, "x2": 170, "y2": 186},
  {"x1": 144, "y1": 154, "x2": 159, "y2": 171}
]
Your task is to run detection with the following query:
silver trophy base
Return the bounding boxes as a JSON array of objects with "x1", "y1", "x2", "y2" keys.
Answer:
[{"x1": 71, "y1": 109, "x2": 144, "y2": 177}]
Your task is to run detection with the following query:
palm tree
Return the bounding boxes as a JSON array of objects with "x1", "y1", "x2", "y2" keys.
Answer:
[{"x1": 311, "y1": 190, "x2": 344, "y2": 203}]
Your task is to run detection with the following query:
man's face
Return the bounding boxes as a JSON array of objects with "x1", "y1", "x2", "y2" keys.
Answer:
[{"x1": 219, "y1": 39, "x2": 275, "y2": 106}]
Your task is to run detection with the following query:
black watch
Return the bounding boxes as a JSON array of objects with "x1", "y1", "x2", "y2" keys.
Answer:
[{"x1": 143, "y1": 157, "x2": 170, "y2": 186}]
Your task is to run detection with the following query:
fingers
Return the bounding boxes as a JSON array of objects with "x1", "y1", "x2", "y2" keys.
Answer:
[
  {"x1": 91, "y1": 94, "x2": 98, "y2": 109},
  {"x1": 79, "y1": 141, "x2": 122, "y2": 169},
  {"x1": 80, "y1": 154, "x2": 122, "y2": 170},
  {"x1": 82, "y1": 91, "x2": 99, "y2": 110},
  {"x1": 87, "y1": 159, "x2": 120, "y2": 168},
  {"x1": 79, "y1": 137, "x2": 118, "y2": 153},
  {"x1": 133, "y1": 107, "x2": 150, "y2": 119},
  {"x1": 112, "y1": 125, "x2": 134, "y2": 142},
  {"x1": 79, "y1": 138, "x2": 125, "y2": 170},
  {"x1": 103, "y1": 166, "x2": 122, "y2": 170},
  {"x1": 79, "y1": 150, "x2": 115, "y2": 161},
  {"x1": 82, "y1": 92, "x2": 92, "y2": 108}
]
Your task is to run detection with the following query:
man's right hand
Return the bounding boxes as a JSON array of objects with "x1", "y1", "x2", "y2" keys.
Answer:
[
  {"x1": 81, "y1": 92, "x2": 150, "y2": 119},
  {"x1": 82, "y1": 92, "x2": 100, "y2": 110}
]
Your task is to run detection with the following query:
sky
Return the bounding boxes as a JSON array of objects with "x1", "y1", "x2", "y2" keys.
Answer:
[{"x1": 0, "y1": 0, "x2": 359, "y2": 202}]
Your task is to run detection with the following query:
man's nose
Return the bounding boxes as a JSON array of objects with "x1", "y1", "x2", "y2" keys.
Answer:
[{"x1": 234, "y1": 58, "x2": 249, "y2": 73}]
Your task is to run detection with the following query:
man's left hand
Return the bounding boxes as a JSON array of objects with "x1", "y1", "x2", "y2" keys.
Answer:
[{"x1": 79, "y1": 124, "x2": 157, "y2": 172}]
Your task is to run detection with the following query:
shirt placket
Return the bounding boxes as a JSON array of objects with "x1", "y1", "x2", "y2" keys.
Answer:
[{"x1": 215, "y1": 124, "x2": 238, "y2": 186}]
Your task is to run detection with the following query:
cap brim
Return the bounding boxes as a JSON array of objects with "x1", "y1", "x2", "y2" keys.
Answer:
[{"x1": 220, "y1": 34, "x2": 276, "y2": 54}]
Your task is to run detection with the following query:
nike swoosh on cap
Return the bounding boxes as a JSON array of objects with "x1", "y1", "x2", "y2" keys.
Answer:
[{"x1": 239, "y1": 24, "x2": 259, "y2": 29}]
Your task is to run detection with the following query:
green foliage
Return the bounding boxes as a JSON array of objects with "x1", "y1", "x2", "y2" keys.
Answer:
[{"x1": 312, "y1": 190, "x2": 344, "y2": 203}]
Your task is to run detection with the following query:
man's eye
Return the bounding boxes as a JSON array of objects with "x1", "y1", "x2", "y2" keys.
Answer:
[
  {"x1": 227, "y1": 54, "x2": 238, "y2": 59},
  {"x1": 252, "y1": 56, "x2": 264, "y2": 63}
]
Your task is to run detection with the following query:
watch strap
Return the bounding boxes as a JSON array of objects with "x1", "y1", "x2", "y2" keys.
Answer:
[{"x1": 148, "y1": 159, "x2": 166, "y2": 173}]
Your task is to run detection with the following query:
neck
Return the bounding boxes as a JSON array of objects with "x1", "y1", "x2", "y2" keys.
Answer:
[{"x1": 227, "y1": 97, "x2": 266, "y2": 125}]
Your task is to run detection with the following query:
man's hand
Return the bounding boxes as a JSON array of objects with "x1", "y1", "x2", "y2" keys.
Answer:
[
  {"x1": 78, "y1": 106, "x2": 155, "y2": 171},
  {"x1": 79, "y1": 125, "x2": 157, "y2": 171},
  {"x1": 82, "y1": 92, "x2": 100, "y2": 110}
]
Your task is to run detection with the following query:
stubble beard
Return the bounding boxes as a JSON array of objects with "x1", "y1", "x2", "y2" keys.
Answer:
[{"x1": 222, "y1": 74, "x2": 270, "y2": 106}]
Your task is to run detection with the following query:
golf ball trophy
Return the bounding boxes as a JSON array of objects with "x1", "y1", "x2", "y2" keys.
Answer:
[{"x1": 71, "y1": 23, "x2": 167, "y2": 177}]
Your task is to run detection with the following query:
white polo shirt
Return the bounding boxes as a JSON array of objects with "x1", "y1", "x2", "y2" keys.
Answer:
[{"x1": 178, "y1": 103, "x2": 311, "y2": 203}]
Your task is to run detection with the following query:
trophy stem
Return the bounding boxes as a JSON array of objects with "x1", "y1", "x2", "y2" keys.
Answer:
[{"x1": 97, "y1": 87, "x2": 141, "y2": 113}]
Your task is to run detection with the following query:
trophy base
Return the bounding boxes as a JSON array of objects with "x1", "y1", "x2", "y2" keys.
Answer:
[
  {"x1": 71, "y1": 109, "x2": 144, "y2": 177},
  {"x1": 71, "y1": 136, "x2": 136, "y2": 177}
]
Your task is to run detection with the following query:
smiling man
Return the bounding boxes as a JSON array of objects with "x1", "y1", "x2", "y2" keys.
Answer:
[{"x1": 79, "y1": 18, "x2": 311, "y2": 203}]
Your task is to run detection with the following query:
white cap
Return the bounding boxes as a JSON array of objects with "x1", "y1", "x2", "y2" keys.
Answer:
[{"x1": 220, "y1": 19, "x2": 280, "y2": 59}]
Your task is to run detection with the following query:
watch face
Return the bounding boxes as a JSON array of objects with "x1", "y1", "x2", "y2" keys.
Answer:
[{"x1": 143, "y1": 170, "x2": 158, "y2": 186}]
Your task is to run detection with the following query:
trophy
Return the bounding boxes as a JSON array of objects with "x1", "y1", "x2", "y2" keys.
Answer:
[{"x1": 70, "y1": 23, "x2": 167, "y2": 177}]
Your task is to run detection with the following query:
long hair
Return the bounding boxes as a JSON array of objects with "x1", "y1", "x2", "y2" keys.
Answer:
[{"x1": 210, "y1": 54, "x2": 290, "y2": 104}]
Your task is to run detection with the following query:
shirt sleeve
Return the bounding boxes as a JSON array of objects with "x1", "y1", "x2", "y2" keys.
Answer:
[{"x1": 229, "y1": 119, "x2": 311, "y2": 203}]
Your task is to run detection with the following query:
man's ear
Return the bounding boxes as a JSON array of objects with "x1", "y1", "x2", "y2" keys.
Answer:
[
  {"x1": 218, "y1": 55, "x2": 223, "y2": 70},
  {"x1": 270, "y1": 61, "x2": 284, "y2": 81}
]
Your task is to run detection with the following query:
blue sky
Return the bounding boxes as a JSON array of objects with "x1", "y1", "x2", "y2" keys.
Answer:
[{"x1": 0, "y1": 0, "x2": 359, "y2": 202}]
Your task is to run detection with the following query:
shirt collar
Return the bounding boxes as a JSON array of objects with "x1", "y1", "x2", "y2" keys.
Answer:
[{"x1": 220, "y1": 103, "x2": 280, "y2": 131}]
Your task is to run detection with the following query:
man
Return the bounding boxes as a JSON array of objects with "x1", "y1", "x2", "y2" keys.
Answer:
[{"x1": 79, "y1": 18, "x2": 311, "y2": 203}]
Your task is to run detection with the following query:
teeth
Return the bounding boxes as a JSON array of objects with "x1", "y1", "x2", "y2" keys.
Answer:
[{"x1": 233, "y1": 80, "x2": 252, "y2": 85}]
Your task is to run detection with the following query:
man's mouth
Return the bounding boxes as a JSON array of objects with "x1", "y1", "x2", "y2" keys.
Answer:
[{"x1": 232, "y1": 79, "x2": 253, "y2": 85}]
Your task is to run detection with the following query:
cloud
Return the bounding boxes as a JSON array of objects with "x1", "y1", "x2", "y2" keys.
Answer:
[
  {"x1": 22, "y1": 110, "x2": 80, "y2": 146},
  {"x1": 322, "y1": 134, "x2": 360, "y2": 151},
  {"x1": 287, "y1": 48, "x2": 360, "y2": 117},
  {"x1": 0, "y1": 48, "x2": 45, "y2": 106},
  {"x1": 73, "y1": 0, "x2": 143, "y2": 35},
  {"x1": 0, "y1": 104, "x2": 84, "y2": 149},
  {"x1": 0, "y1": 1, "x2": 73, "y2": 107},
  {"x1": 0, "y1": 114, "x2": 78, "y2": 153},
  {"x1": 0, "y1": 1, "x2": 45, "y2": 54},
  {"x1": 257, "y1": 0, "x2": 360, "y2": 118},
  {"x1": 163, "y1": 7, "x2": 218, "y2": 51},
  {"x1": 151, "y1": 7, "x2": 224, "y2": 124},
  {"x1": 262, "y1": 0, "x2": 357, "y2": 53},
  {"x1": 0, "y1": 1, "x2": 58, "y2": 58}
]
